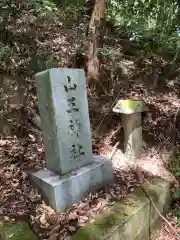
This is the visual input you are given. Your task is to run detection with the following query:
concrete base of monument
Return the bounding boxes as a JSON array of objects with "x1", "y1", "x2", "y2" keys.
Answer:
[{"x1": 30, "y1": 156, "x2": 114, "y2": 211}]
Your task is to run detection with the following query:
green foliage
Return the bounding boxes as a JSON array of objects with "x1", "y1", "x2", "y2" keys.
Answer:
[
  {"x1": 107, "y1": 0, "x2": 180, "y2": 55},
  {"x1": 51, "y1": 0, "x2": 86, "y2": 7},
  {"x1": 27, "y1": 0, "x2": 85, "y2": 25},
  {"x1": 29, "y1": 55, "x2": 58, "y2": 73},
  {"x1": 176, "y1": 211, "x2": 180, "y2": 226},
  {"x1": 0, "y1": 42, "x2": 16, "y2": 71},
  {"x1": 0, "y1": 42, "x2": 14, "y2": 61},
  {"x1": 174, "y1": 188, "x2": 180, "y2": 200},
  {"x1": 169, "y1": 152, "x2": 180, "y2": 209},
  {"x1": 170, "y1": 153, "x2": 180, "y2": 232},
  {"x1": 0, "y1": 0, "x2": 85, "y2": 71},
  {"x1": 27, "y1": 0, "x2": 59, "y2": 16},
  {"x1": 170, "y1": 152, "x2": 180, "y2": 176},
  {"x1": 176, "y1": 168, "x2": 180, "y2": 177}
]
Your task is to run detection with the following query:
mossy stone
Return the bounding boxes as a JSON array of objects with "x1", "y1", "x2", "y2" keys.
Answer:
[
  {"x1": 72, "y1": 180, "x2": 171, "y2": 240},
  {"x1": 0, "y1": 221, "x2": 38, "y2": 240},
  {"x1": 72, "y1": 187, "x2": 149, "y2": 240},
  {"x1": 113, "y1": 99, "x2": 148, "y2": 114}
]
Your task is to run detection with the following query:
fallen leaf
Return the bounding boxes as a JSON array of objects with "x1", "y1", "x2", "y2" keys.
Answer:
[
  {"x1": 0, "y1": 140, "x2": 10, "y2": 146},
  {"x1": 48, "y1": 233, "x2": 59, "y2": 240},
  {"x1": 39, "y1": 213, "x2": 47, "y2": 225},
  {"x1": 67, "y1": 225, "x2": 76, "y2": 232},
  {"x1": 4, "y1": 216, "x2": 10, "y2": 221},
  {"x1": 78, "y1": 215, "x2": 88, "y2": 224}
]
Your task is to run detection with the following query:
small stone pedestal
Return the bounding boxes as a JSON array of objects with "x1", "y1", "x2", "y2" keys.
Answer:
[
  {"x1": 30, "y1": 68, "x2": 113, "y2": 211},
  {"x1": 113, "y1": 99, "x2": 148, "y2": 162}
]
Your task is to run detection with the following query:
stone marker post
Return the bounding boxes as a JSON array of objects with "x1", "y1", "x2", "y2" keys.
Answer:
[
  {"x1": 30, "y1": 68, "x2": 113, "y2": 211},
  {"x1": 113, "y1": 99, "x2": 148, "y2": 162}
]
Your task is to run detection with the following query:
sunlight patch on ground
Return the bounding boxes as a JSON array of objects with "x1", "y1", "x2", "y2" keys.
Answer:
[
  {"x1": 101, "y1": 140, "x2": 175, "y2": 182},
  {"x1": 119, "y1": 60, "x2": 135, "y2": 78}
]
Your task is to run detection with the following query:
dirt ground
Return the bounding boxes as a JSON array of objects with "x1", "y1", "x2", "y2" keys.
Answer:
[
  {"x1": 152, "y1": 214, "x2": 180, "y2": 240},
  {"x1": 1, "y1": 5, "x2": 180, "y2": 240}
]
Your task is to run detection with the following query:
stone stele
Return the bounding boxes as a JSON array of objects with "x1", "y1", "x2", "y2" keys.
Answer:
[{"x1": 30, "y1": 68, "x2": 113, "y2": 211}]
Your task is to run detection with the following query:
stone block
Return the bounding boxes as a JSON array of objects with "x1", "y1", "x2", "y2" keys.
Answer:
[
  {"x1": 72, "y1": 188, "x2": 150, "y2": 240},
  {"x1": 30, "y1": 156, "x2": 113, "y2": 212},
  {"x1": 0, "y1": 221, "x2": 38, "y2": 240},
  {"x1": 32, "y1": 68, "x2": 114, "y2": 212},
  {"x1": 35, "y1": 68, "x2": 93, "y2": 175},
  {"x1": 112, "y1": 99, "x2": 148, "y2": 161},
  {"x1": 142, "y1": 179, "x2": 171, "y2": 228},
  {"x1": 71, "y1": 179, "x2": 171, "y2": 240},
  {"x1": 123, "y1": 113, "x2": 143, "y2": 160}
]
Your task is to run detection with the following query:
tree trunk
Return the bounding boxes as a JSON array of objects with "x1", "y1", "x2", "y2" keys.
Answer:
[{"x1": 86, "y1": 0, "x2": 106, "y2": 84}]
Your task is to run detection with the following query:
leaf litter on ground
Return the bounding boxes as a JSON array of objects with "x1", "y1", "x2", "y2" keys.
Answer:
[{"x1": 0, "y1": 135, "x2": 148, "y2": 240}]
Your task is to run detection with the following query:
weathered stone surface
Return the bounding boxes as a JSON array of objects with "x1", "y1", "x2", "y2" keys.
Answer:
[
  {"x1": 0, "y1": 221, "x2": 37, "y2": 240},
  {"x1": 71, "y1": 179, "x2": 171, "y2": 240},
  {"x1": 112, "y1": 99, "x2": 148, "y2": 161},
  {"x1": 123, "y1": 113, "x2": 142, "y2": 161},
  {"x1": 30, "y1": 156, "x2": 113, "y2": 211},
  {"x1": 142, "y1": 179, "x2": 171, "y2": 228},
  {"x1": 35, "y1": 68, "x2": 93, "y2": 175},
  {"x1": 32, "y1": 68, "x2": 114, "y2": 211},
  {"x1": 72, "y1": 188, "x2": 150, "y2": 240}
]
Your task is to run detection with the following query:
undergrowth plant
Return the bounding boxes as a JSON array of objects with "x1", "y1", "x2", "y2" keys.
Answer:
[
  {"x1": 106, "y1": 0, "x2": 180, "y2": 59},
  {"x1": 169, "y1": 151, "x2": 180, "y2": 233}
]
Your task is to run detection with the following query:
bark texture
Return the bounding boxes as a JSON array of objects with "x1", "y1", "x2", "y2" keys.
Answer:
[{"x1": 86, "y1": 0, "x2": 106, "y2": 83}]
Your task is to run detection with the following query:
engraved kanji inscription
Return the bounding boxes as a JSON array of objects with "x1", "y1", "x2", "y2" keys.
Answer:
[
  {"x1": 70, "y1": 144, "x2": 85, "y2": 160},
  {"x1": 67, "y1": 97, "x2": 79, "y2": 113},
  {"x1": 68, "y1": 119, "x2": 81, "y2": 137},
  {"x1": 64, "y1": 76, "x2": 77, "y2": 92}
]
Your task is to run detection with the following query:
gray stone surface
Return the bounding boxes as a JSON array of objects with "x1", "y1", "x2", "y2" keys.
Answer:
[
  {"x1": 113, "y1": 99, "x2": 148, "y2": 161},
  {"x1": 30, "y1": 156, "x2": 113, "y2": 211},
  {"x1": 35, "y1": 68, "x2": 93, "y2": 175},
  {"x1": 123, "y1": 113, "x2": 143, "y2": 161},
  {"x1": 32, "y1": 68, "x2": 114, "y2": 211},
  {"x1": 143, "y1": 180, "x2": 171, "y2": 228}
]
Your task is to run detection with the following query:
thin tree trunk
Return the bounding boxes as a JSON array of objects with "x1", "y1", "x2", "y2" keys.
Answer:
[{"x1": 86, "y1": 0, "x2": 106, "y2": 84}]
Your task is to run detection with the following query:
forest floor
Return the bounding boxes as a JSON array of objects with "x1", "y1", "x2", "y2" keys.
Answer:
[
  {"x1": 1, "y1": 137, "x2": 179, "y2": 240},
  {"x1": 1, "y1": 4, "x2": 180, "y2": 240},
  {"x1": 153, "y1": 217, "x2": 179, "y2": 240}
]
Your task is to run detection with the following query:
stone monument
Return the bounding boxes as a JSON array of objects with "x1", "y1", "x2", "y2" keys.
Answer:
[
  {"x1": 30, "y1": 68, "x2": 113, "y2": 211},
  {"x1": 113, "y1": 99, "x2": 148, "y2": 162}
]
